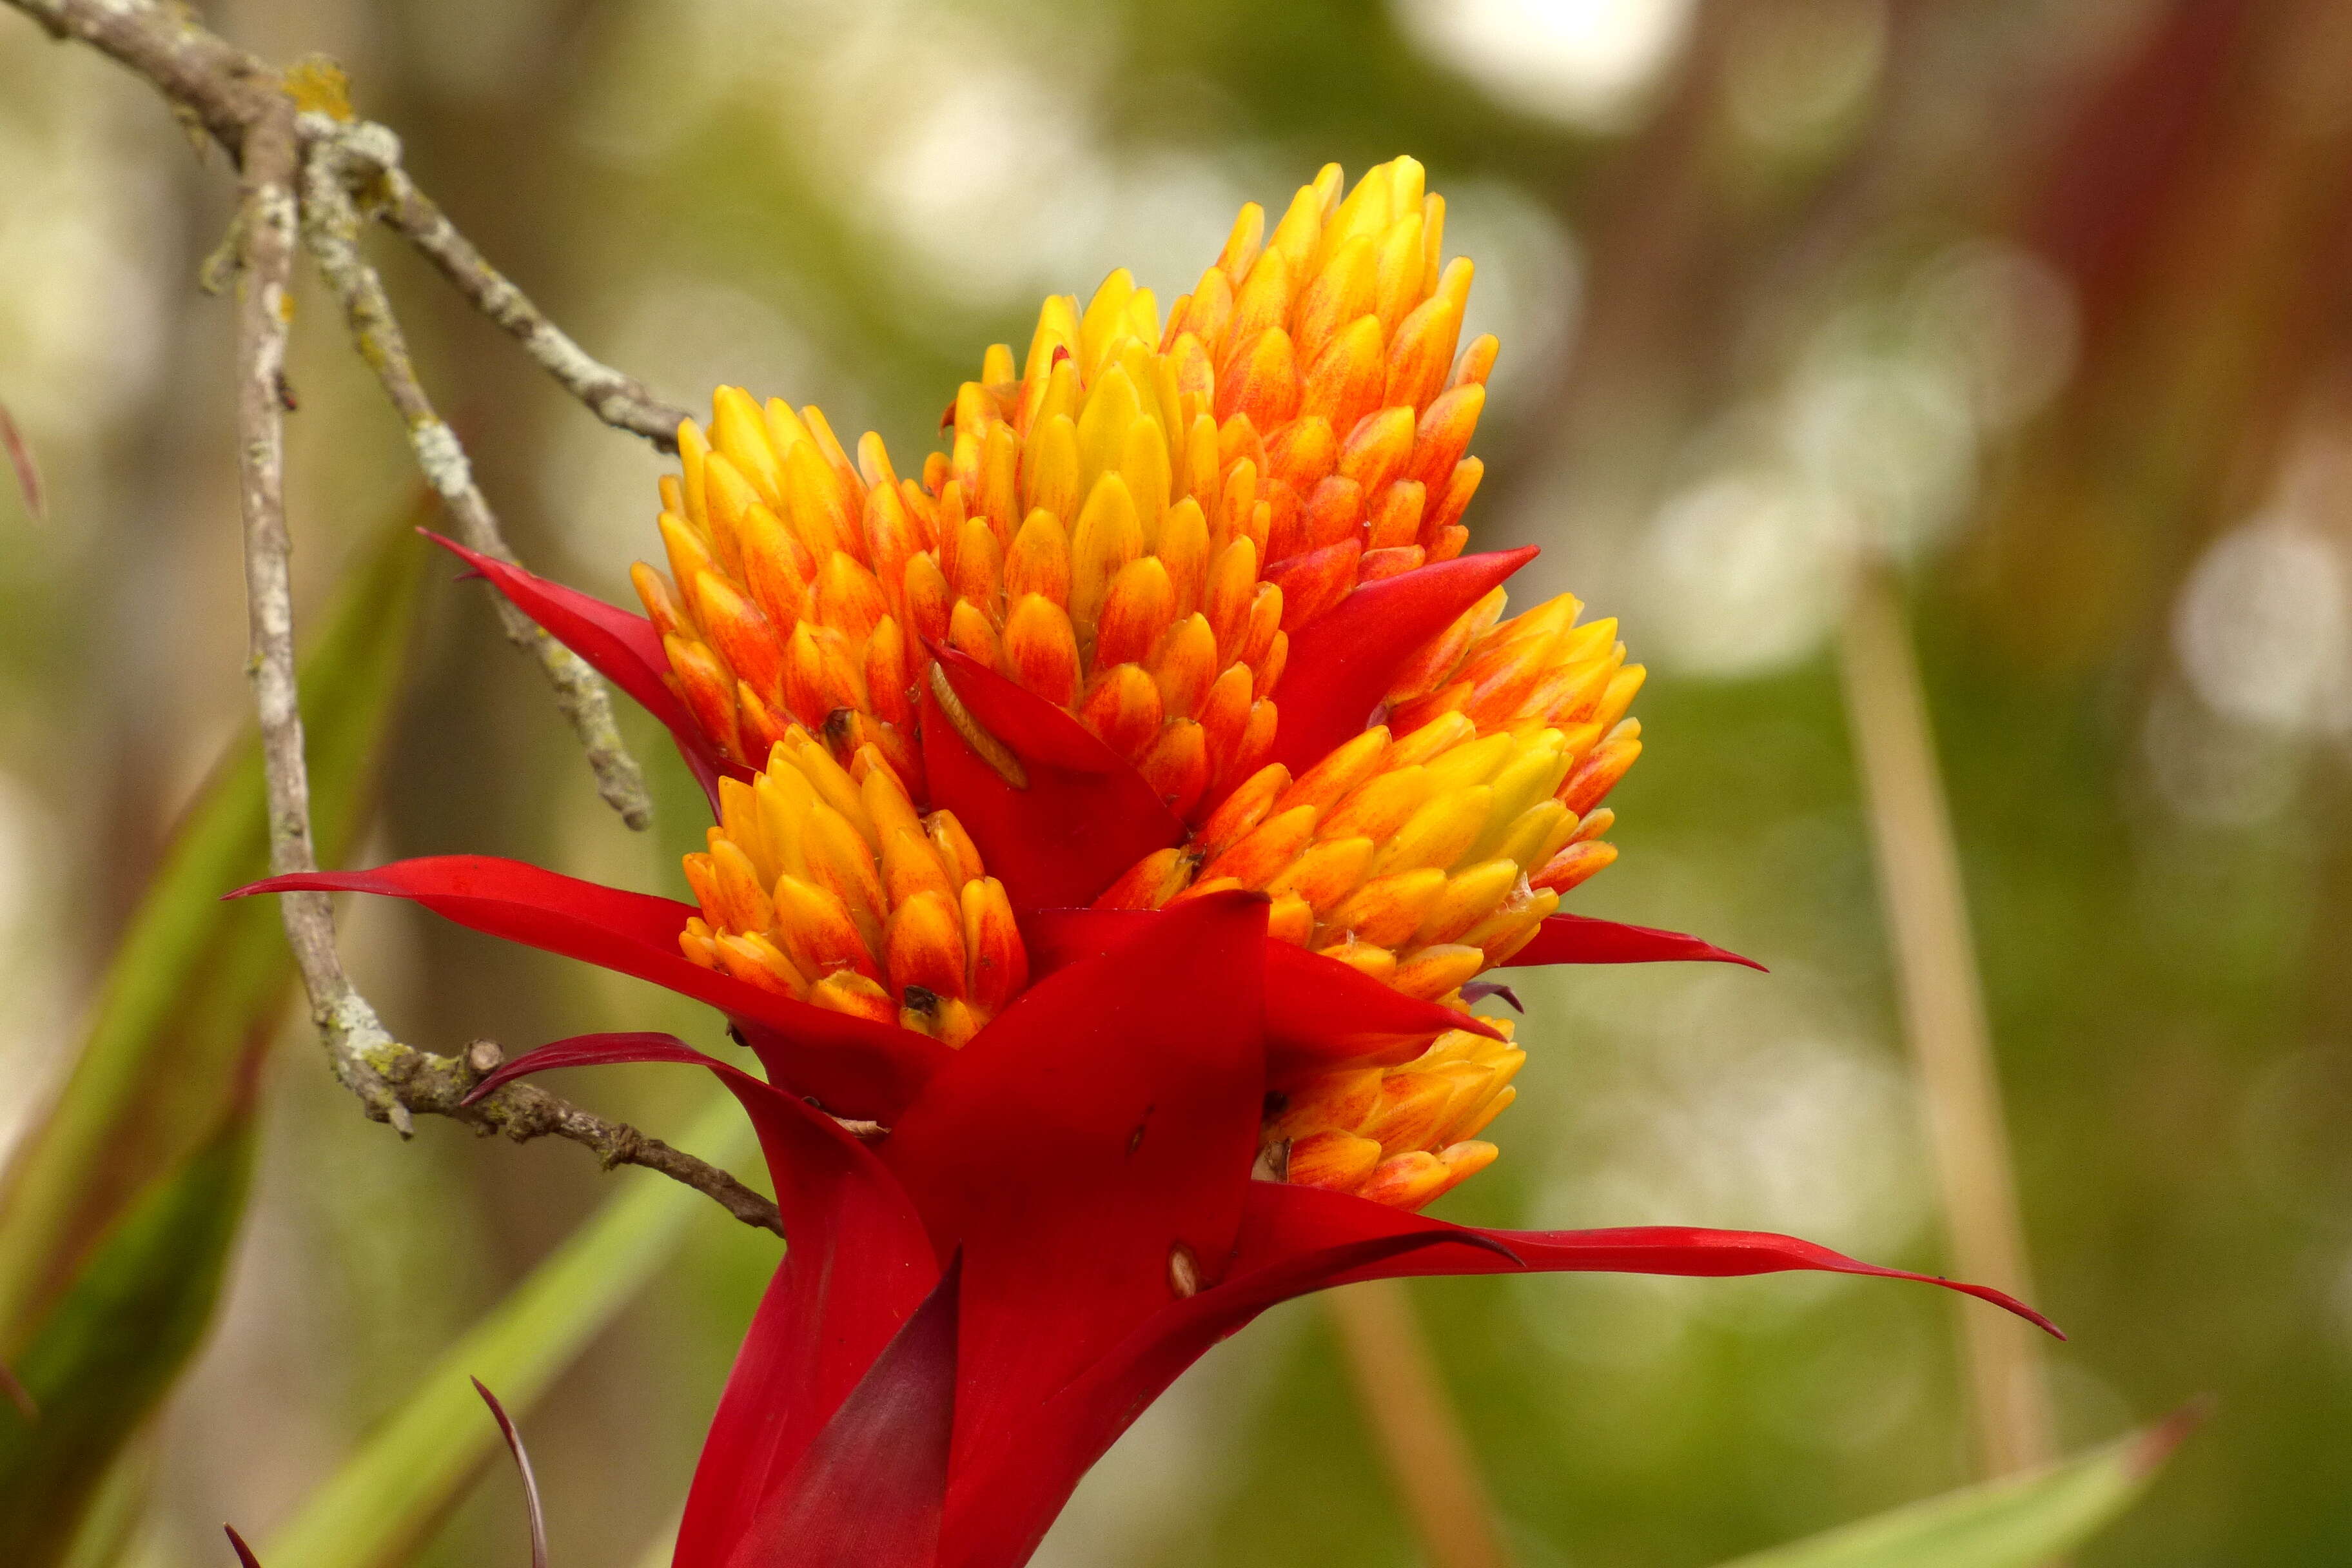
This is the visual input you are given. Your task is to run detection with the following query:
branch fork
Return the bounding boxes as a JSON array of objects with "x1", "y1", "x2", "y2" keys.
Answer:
[{"x1": 8, "y1": 0, "x2": 779, "y2": 1235}]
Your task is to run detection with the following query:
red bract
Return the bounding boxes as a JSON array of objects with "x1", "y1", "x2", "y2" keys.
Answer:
[
  {"x1": 235, "y1": 828, "x2": 2055, "y2": 1568},
  {"x1": 432, "y1": 992, "x2": 2053, "y2": 1568}
]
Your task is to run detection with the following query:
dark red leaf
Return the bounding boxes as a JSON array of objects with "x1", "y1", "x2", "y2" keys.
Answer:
[
  {"x1": 1269, "y1": 547, "x2": 1537, "y2": 774},
  {"x1": 471, "y1": 1379, "x2": 548, "y2": 1568},
  {"x1": 234, "y1": 859, "x2": 946, "y2": 1120},
  {"x1": 1502, "y1": 911, "x2": 1766, "y2": 972},
  {"x1": 469, "y1": 1032, "x2": 939, "y2": 1568},
  {"x1": 424, "y1": 533, "x2": 738, "y2": 810},
  {"x1": 879, "y1": 890, "x2": 1268, "y2": 1470},
  {"x1": 730, "y1": 1256, "x2": 961, "y2": 1568},
  {"x1": 1, "y1": 398, "x2": 44, "y2": 526},
  {"x1": 0, "y1": 1358, "x2": 35, "y2": 1422},
  {"x1": 224, "y1": 1525, "x2": 264, "y2": 1568},
  {"x1": 921, "y1": 653, "x2": 1185, "y2": 909}
]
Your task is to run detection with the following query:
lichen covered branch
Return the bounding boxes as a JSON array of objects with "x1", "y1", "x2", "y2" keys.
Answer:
[
  {"x1": 302, "y1": 121, "x2": 653, "y2": 829},
  {"x1": 235, "y1": 94, "x2": 407, "y2": 1127}
]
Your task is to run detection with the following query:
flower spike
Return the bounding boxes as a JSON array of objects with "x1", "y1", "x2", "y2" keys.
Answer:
[{"x1": 280, "y1": 157, "x2": 2061, "y2": 1568}]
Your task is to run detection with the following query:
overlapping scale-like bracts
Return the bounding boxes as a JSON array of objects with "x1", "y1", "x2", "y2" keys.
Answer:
[
  {"x1": 922, "y1": 277, "x2": 1286, "y2": 819},
  {"x1": 1160, "y1": 155, "x2": 1496, "y2": 610},
  {"x1": 633, "y1": 387, "x2": 927, "y2": 783},
  {"x1": 678, "y1": 728, "x2": 1028, "y2": 1047},
  {"x1": 630, "y1": 155, "x2": 1498, "y2": 823},
  {"x1": 1272, "y1": 1021, "x2": 1523, "y2": 1210},
  {"x1": 1097, "y1": 587, "x2": 1643, "y2": 1208}
]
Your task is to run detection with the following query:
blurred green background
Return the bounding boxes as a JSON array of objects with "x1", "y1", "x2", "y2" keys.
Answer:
[{"x1": 0, "y1": 0, "x2": 2346, "y2": 1563}]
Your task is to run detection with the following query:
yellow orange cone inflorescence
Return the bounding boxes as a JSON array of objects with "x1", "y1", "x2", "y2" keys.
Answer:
[
  {"x1": 654, "y1": 155, "x2": 1588, "y2": 1208},
  {"x1": 678, "y1": 728, "x2": 1028, "y2": 1046},
  {"x1": 630, "y1": 157, "x2": 1498, "y2": 823},
  {"x1": 1099, "y1": 585, "x2": 1643, "y2": 1208},
  {"x1": 1273, "y1": 1021, "x2": 1522, "y2": 1210}
]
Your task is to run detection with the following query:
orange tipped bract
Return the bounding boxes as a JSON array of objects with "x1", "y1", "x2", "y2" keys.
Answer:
[
  {"x1": 631, "y1": 157, "x2": 1498, "y2": 821},
  {"x1": 680, "y1": 729, "x2": 1027, "y2": 1046}
]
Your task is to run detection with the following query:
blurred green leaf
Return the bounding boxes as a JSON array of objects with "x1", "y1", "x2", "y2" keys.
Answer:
[
  {"x1": 0, "y1": 1106, "x2": 254, "y2": 1563},
  {"x1": 1710, "y1": 1417, "x2": 2195, "y2": 1568},
  {"x1": 262, "y1": 1092, "x2": 758, "y2": 1568},
  {"x1": 0, "y1": 516, "x2": 427, "y2": 1565},
  {"x1": 0, "y1": 518, "x2": 425, "y2": 1344}
]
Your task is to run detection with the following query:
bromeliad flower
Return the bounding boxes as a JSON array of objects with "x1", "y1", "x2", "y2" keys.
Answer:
[{"x1": 240, "y1": 158, "x2": 2056, "y2": 1568}]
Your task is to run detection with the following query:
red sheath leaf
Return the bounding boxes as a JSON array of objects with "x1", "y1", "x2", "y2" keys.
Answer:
[
  {"x1": 1502, "y1": 911, "x2": 1766, "y2": 972},
  {"x1": 470, "y1": 1032, "x2": 939, "y2": 1568},
  {"x1": 880, "y1": 890, "x2": 1268, "y2": 1473},
  {"x1": 940, "y1": 1226, "x2": 1485, "y2": 1568},
  {"x1": 1269, "y1": 547, "x2": 1538, "y2": 774},
  {"x1": 922, "y1": 653, "x2": 1185, "y2": 909},
  {"x1": 730, "y1": 1256, "x2": 962, "y2": 1568},
  {"x1": 233, "y1": 859, "x2": 946, "y2": 1120}
]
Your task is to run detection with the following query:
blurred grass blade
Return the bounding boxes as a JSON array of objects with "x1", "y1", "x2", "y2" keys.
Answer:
[
  {"x1": 1839, "y1": 559, "x2": 2054, "y2": 1476},
  {"x1": 0, "y1": 1104, "x2": 255, "y2": 1563},
  {"x1": 262, "y1": 1091, "x2": 756, "y2": 1568},
  {"x1": 1710, "y1": 1416, "x2": 2193, "y2": 1568},
  {"x1": 0, "y1": 516, "x2": 427, "y2": 1566},
  {"x1": 0, "y1": 518, "x2": 427, "y2": 1344}
]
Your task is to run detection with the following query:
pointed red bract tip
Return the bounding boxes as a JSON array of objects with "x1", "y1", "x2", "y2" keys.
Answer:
[
  {"x1": 420, "y1": 530, "x2": 736, "y2": 810},
  {"x1": 223, "y1": 1525, "x2": 265, "y2": 1568},
  {"x1": 921, "y1": 654, "x2": 1184, "y2": 909},
  {"x1": 1269, "y1": 546, "x2": 1538, "y2": 774},
  {"x1": 236, "y1": 858, "x2": 948, "y2": 1121},
  {"x1": 1502, "y1": 912, "x2": 1766, "y2": 971}
]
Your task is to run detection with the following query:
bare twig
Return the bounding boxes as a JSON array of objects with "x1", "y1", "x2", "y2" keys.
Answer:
[
  {"x1": 1327, "y1": 1280, "x2": 1513, "y2": 1568},
  {"x1": 373, "y1": 168, "x2": 690, "y2": 451},
  {"x1": 3, "y1": 0, "x2": 783, "y2": 1236},
  {"x1": 237, "y1": 180, "x2": 771, "y2": 1225},
  {"x1": 301, "y1": 119, "x2": 652, "y2": 828},
  {"x1": 402, "y1": 1041, "x2": 781, "y2": 1237},
  {"x1": 8, "y1": 0, "x2": 277, "y2": 153},
  {"x1": 1839, "y1": 557, "x2": 2055, "y2": 1478}
]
